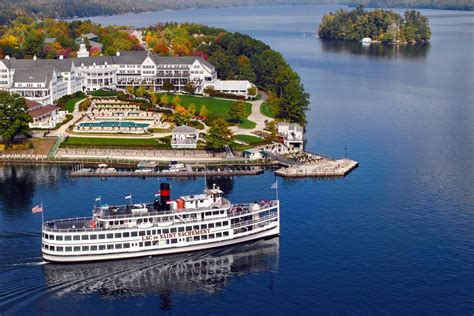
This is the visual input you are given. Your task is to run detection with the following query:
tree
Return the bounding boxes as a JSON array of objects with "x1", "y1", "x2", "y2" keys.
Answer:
[
  {"x1": 206, "y1": 118, "x2": 233, "y2": 150},
  {"x1": 247, "y1": 86, "x2": 257, "y2": 99},
  {"x1": 162, "y1": 81, "x2": 175, "y2": 93},
  {"x1": 184, "y1": 82, "x2": 196, "y2": 95},
  {"x1": 0, "y1": 92, "x2": 31, "y2": 145},
  {"x1": 126, "y1": 86, "x2": 135, "y2": 95},
  {"x1": 174, "y1": 105, "x2": 192, "y2": 126},
  {"x1": 160, "y1": 94, "x2": 169, "y2": 106},
  {"x1": 229, "y1": 100, "x2": 247, "y2": 122},
  {"x1": 172, "y1": 95, "x2": 181, "y2": 107},
  {"x1": 199, "y1": 105, "x2": 208, "y2": 119},
  {"x1": 135, "y1": 85, "x2": 146, "y2": 98},
  {"x1": 203, "y1": 85, "x2": 215, "y2": 96},
  {"x1": 149, "y1": 90, "x2": 158, "y2": 106},
  {"x1": 188, "y1": 103, "x2": 196, "y2": 117}
]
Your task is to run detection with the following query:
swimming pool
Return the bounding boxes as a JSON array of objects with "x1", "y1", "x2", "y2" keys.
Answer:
[{"x1": 79, "y1": 121, "x2": 150, "y2": 128}]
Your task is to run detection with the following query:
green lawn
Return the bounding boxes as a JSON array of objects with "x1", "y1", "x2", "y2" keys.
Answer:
[
  {"x1": 260, "y1": 102, "x2": 276, "y2": 118},
  {"x1": 61, "y1": 137, "x2": 159, "y2": 148},
  {"x1": 90, "y1": 89, "x2": 119, "y2": 97},
  {"x1": 64, "y1": 96, "x2": 86, "y2": 113},
  {"x1": 157, "y1": 94, "x2": 256, "y2": 128},
  {"x1": 233, "y1": 134, "x2": 264, "y2": 144}
]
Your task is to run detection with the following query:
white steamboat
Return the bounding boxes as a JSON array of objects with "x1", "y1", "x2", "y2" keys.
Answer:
[{"x1": 41, "y1": 183, "x2": 279, "y2": 262}]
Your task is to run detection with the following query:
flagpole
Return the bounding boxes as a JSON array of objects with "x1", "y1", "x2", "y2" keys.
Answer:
[{"x1": 41, "y1": 201, "x2": 44, "y2": 224}]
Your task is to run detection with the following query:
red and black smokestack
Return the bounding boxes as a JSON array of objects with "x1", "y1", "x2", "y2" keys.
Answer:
[{"x1": 160, "y1": 182, "x2": 170, "y2": 210}]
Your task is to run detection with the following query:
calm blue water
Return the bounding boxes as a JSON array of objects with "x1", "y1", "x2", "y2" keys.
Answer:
[
  {"x1": 79, "y1": 121, "x2": 149, "y2": 128},
  {"x1": 1, "y1": 5, "x2": 473, "y2": 315}
]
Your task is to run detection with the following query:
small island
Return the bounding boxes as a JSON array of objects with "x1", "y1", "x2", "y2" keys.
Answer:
[{"x1": 318, "y1": 5, "x2": 431, "y2": 44}]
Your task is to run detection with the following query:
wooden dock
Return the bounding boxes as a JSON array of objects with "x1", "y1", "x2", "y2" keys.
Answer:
[
  {"x1": 274, "y1": 159, "x2": 359, "y2": 178},
  {"x1": 70, "y1": 167, "x2": 264, "y2": 178}
]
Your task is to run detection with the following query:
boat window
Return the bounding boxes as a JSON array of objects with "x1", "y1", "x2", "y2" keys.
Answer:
[
  {"x1": 139, "y1": 242, "x2": 143, "y2": 247},
  {"x1": 91, "y1": 246, "x2": 97, "y2": 251},
  {"x1": 99, "y1": 234, "x2": 105, "y2": 239},
  {"x1": 170, "y1": 228, "x2": 176, "y2": 233},
  {"x1": 123, "y1": 232, "x2": 130, "y2": 238},
  {"x1": 152, "y1": 229, "x2": 156, "y2": 235},
  {"x1": 82, "y1": 235, "x2": 89, "y2": 240},
  {"x1": 209, "y1": 223, "x2": 214, "y2": 228},
  {"x1": 115, "y1": 244, "x2": 122, "y2": 249},
  {"x1": 107, "y1": 233, "x2": 113, "y2": 238},
  {"x1": 213, "y1": 211, "x2": 219, "y2": 215},
  {"x1": 186, "y1": 237, "x2": 192, "y2": 242},
  {"x1": 216, "y1": 232, "x2": 222, "y2": 238},
  {"x1": 131, "y1": 232, "x2": 137, "y2": 237},
  {"x1": 193, "y1": 236, "x2": 200, "y2": 241},
  {"x1": 171, "y1": 238, "x2": 177, "y2": 244},
  {"x1": 200, "y1": 224, "x2": 207, "y2": 229},
  {"x1": 57, "y1": 246, "x2": 64, "y2": 252},
  {"x1": 107, "y1": 244, "x2": 113, "y2": 250},
  {"x1": 223, "y1": 231, "x2": 229, "y2": 237},
  {"x1": 65, "y1": 235, "x2": 72, "y2": 241},
  {"x1": 109, "y1": 221, "x2": 114, "y2": 225},
  {"x1": 73, "y1": 246, "x2": 80, "y2": 252},
  {"x1": 73, "y1": 235, "x2": 80, "y2": 241},
  {"x1": 163, "y1": 229, "x2": 169, "y2": 234},
  {"x1": 209, "y1": 234, "x2": 215, "y2": 239},
  {"x1": 120, "y1": 221, "x2": 124, "y2": 225},
  {"x1": 124, "y1": 243, "x2": 130, "y2": 248},
  {"x1": 186, "y1": 226, "x2": 192, "y2": 231},
  {"x1": 193, "y1": 225, "x2": 199, "y2": 230},
  {"x1": 65, "y1": 247, "x2": 72, "y2": 252},
  {"x1": 56, "y1": 235, "x2": 63, "y2": 241},
  {"x1": 157, "y1": 229, "x2": 161, "y2": 235},
  {"x1": 178, "y1": 227, "x2": 184, "y2": 232},
  {"x1": 90, "y1": 234, "x2": 97, "y2": 240},
  {"x1": 223, "y1": 221, "x2": 229, "y2": 226},
  {"x1": 44, "y1": 244, "x2": 49, "y2": 250},
  {"x1": 144, "y1": 241, "x2": 151, "y2": 247},
  {"x1": 205, "y1": 212, "x2": 211, "y2": 216},
  {"x1": 202, "y1": 235, "x2": 207, "y2": 240},
  {"x1": 139, "y1": 231, "x2": 145, "y2": 236},
  {"x1": 220, "y1": 210, "x2": 225, "y2": 214},
  {"x1": 82, "y1": 246, "x2": 89, "y2": 251},
  {"x1": 216, "y1": 222, "x2": 221, "y2": 227},
  {"x1": 147, "y1": 230, "x2": 151, "y2": 235},
  {"x1": 115, "y1": 233, "x2": 121, "y2": 238},
  {"x1": 99, "y1": 245, "x2": 105, "y2": 250},
  {"x1": 49, "y1": 235, "x2": 54, "y2": 240},
  {"x1": 44, "y1": 233, "x2": 48, "y2": 238}
]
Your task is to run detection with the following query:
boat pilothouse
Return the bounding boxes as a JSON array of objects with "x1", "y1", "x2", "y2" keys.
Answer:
[{"x1": 42, "y1": 183, "x2": 280, "y2": 262}]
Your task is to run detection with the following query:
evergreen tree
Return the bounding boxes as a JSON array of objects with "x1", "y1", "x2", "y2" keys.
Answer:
[{"x1": 0, "y1": 92, "x2": 31, "y2": 145}]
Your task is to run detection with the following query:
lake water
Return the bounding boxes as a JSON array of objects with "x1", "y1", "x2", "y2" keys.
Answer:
[{"x1": 1, "y1": 5, "x2": 473, "y2": 314}]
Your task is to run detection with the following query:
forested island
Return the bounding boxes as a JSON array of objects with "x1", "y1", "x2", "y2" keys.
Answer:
[
  {"x1": 318, "y1": 6, "x2": 431, "y2": 43},
  {"x1": 347, "y1": 0, "x2": 473, "y2": 11},
  {"x1": 0, "y1": 17, "x2": 309, "y2": 125}
]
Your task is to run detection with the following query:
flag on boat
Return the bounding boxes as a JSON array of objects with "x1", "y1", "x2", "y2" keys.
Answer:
[
  {"x1": 155, "y1": 192, "x2": 160, "y2": 197},
  {"x1": 95, "y1": 196, "x2": 101, "y2": 202},
  {"x1": 32, "y1": 204, "x2": 43, "y2": 213},
  {"x1": 125, "y1": 194, "x2": 132, "y2": 200},
  {"x1": 271, "y1": 181, "x2": 278, "y2": 189}
]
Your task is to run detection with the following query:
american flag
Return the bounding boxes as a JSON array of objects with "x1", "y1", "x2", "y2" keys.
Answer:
[{"x1": 31, "y1": 205, "x2": 43, "y2": 213}]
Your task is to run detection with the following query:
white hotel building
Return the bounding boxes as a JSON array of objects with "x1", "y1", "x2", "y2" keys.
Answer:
[{"x1": 0, "y1": 43, "x2": 253, "y2": 105}]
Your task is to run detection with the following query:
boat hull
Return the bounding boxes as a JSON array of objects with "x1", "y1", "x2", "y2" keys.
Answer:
[{"x1": 42, "y1": 225, "x2": 279, "y2": 263}]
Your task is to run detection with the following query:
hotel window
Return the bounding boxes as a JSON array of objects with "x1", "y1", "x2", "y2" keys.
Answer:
[
  {"x1": 99, "y1": 234, "x2": 105, "y2": 240},
  {"x1": 82, "y1": 246, "x2": 89, "y2": 251},
  {"x1": 123, "y1": 232, "x2": 130, "y2": 238},
  {"x1": 131, "y1": 232, "x2": 137, "y2": 237},
  {"x1": 65, "y1": 247, "x2": 72, "y2": 252},
  {"x1": 74, "y1": 246, "x2": 80, "y2": 252},
  {"x1": 99, "y1": 245, "x2": 106, "y2": 250},
  {"x1": 91, "y1": 246, "x2": 97, "y2": 251},
  {"x1": 115, "y1": 233, "x2": 121, "y2": 238},
  {"x1": 90, "y1": 234, "x2": 97, "y2": 240},
  {"x1": 82, "y1": 235, "x2": 89, "y2": 240},
  {"x1": 73, "y1": 235, "x2": 80, "y2": 241},
  {"x1": 65, "y1": 235, "x2": 72, "y2": 241},
  {"x1": 57, "y1": 246, "x2": 64, "y2": 252},
  {"x1": 107, "y1": 244, "x2": 114, "y2": 250}
]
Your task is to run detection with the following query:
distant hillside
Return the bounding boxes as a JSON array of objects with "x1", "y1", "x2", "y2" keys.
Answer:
[
  {"x1": 346, "y1": 0, "x2": 473, "y2": 11},
  {"x1": 0, "y1": 0, "x2": 336, "y2": 25}
]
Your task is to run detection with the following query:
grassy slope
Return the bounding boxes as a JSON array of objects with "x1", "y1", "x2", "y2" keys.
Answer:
[
  {"x1": 260, "y1": 102, "x2": 276, "y2": 118},
  {"x1": 64, "y1": 96, "x2": 86, "y2": 113},
  {"x1": 233, "y1": 134, "x2": 264, "y2": 144},
  {"x1": 62, "y1": 137, "x2": 159, "y2": 147}
]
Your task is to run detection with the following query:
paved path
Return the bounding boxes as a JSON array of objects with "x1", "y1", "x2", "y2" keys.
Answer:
[
  {"x1": 49, "y1": 99, "x2": 86, "y2": 137},
  {"x1": 230, "y1": 93, "x2": 271, "y2": 136}
]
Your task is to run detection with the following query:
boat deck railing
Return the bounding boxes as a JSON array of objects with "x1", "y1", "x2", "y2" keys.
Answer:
[{"x1": 231, "y1": 213, "x2": 278, "y2": 228}]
